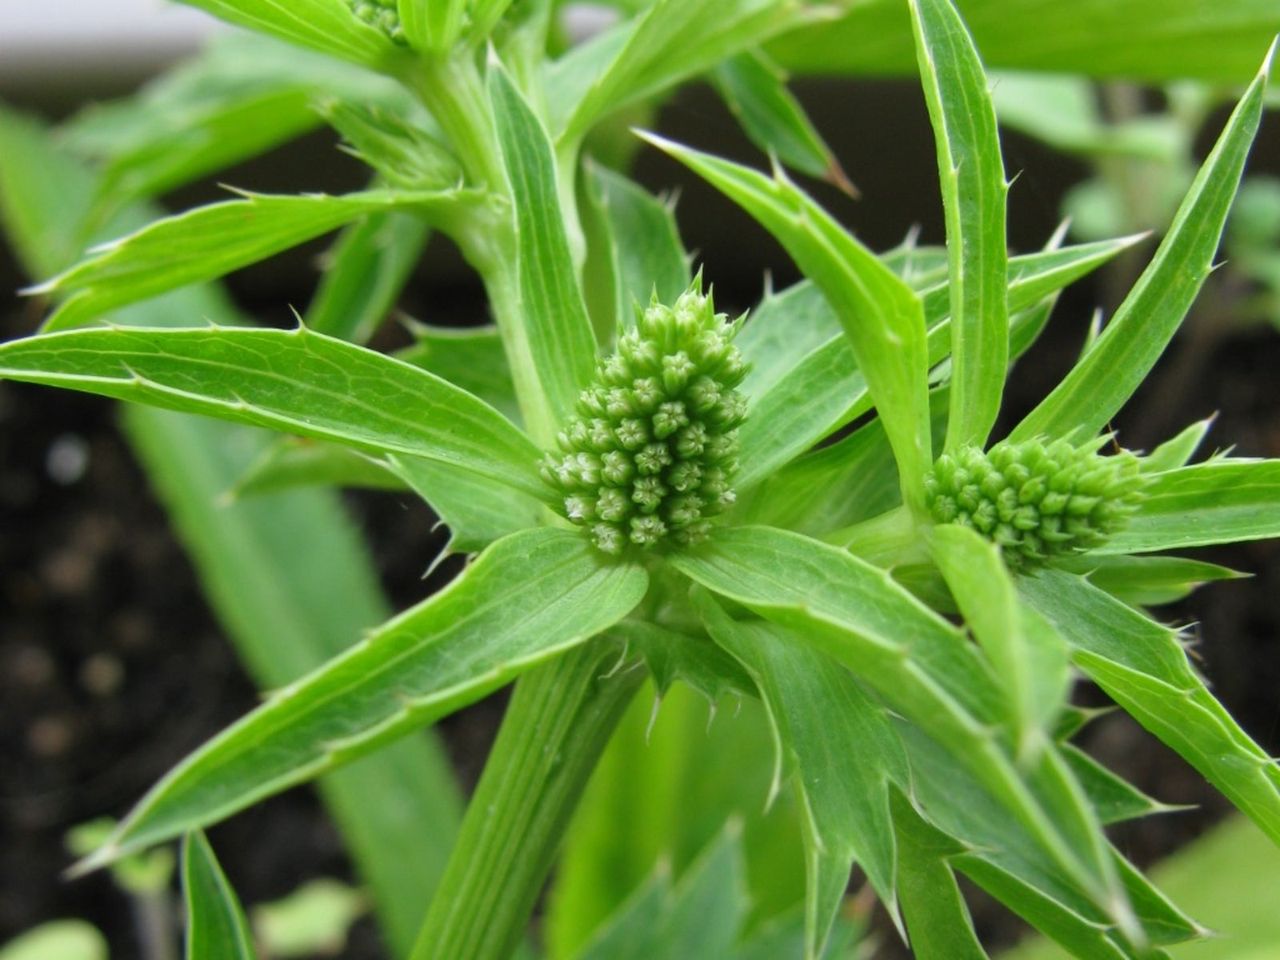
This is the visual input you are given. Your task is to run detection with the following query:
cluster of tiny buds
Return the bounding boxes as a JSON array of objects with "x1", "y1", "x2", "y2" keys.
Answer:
[
  {"x1": 344, "y1": 0, "x2": 408, "y2": 44},
  {"x1": 924, "y1": 437, "x2": 1147, "y2": 568},
  {"x1": 541, "y1": 285, "x2": 747, "y2": 556}
]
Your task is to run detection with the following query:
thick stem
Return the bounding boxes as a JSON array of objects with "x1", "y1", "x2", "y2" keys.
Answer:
[
  {"x1": 409, "y1": 639, "x2": 643, "y2": 960},
  {"x1": 406, "y1": 53, "x2": 504, "y2": 192},
  {"x1": 133, "y1": 890, "x2": 176, "y2": 960},
  {"x1": 483, "y1": 265, "x2": 559, "y2": 449},
  {"x1": 406, "y1": 52, "x2": 561, "y2": 446}
]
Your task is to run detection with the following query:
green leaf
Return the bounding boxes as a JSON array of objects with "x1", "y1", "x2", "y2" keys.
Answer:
[
  {"x1": 962, "y1": 859, "x2": 1183, "y2": 959},
  {"x1": 909, "y1": 0, "x2": 1009, "y2": 453},
  {"x1": 883, "y1": 239, "x2": 950, "y2": 284},
  {"x1": 0, "y1": 325, "x2": 547, "y2": 501},
  {"x1": 573, "y1": 876, "x2": 666, "y2": 960},
  {"x1": 57, "y1": 32, "x2": 413, "y2": 206},
  {"x1": 547, "y1": 681, "x2": 802, "y2": 959},
  {"x1": 1100, "y1": 460, "x2": 1280, "y2": 554},
  {"x1": 229, "y1": 438, "x2": 405, "y2": 499},
  {"x1": 489, "y1": 64, "x2": 598, "y2": 442},
  {"x1": 252, "y1": 879, "x2": 366, "y2": 958},
  {"x1": 399, "y1": 0, "x2": 466, "y2": 53},
  {"x1": 669, "y1": 526, "x2": 1128, "y2": 918},
  {"x1": 319, "y1": 101, "x2": 463, "y2": 191},
  {"x1": 51, "y1": 32, "x2": 410, "y2": 226},
  {"x1": 66, "y1": 818, "x2": 175, "y2": 895},
  {"x1": 37, "y1": 190, "x2": 468, "y2": 331},
  {"x1": 70, "y1": 84, "x2": 316, "y2": 210},
  {"x1": 890, "y1": 791, "x2": 988, "y2": 960},
  {"x1": 0, "y1": 105, "x2": 462, "y2": 957},
  {"x1": 1057, "y1": 553, "x2": 1242, "y2": 607},
  {"x1": 131, "y1": 406, "x2": 464, "y2": 957},
  {"x1": 611, "y1": 620, "x2": 754, "y2": 703},
  {"x1": 698, "y1": 597, "x2": 907, "y2": 958},
  {"x1": 734, "y1": 320, "x2": 870, "y2": 492},
  {"x1": 173, "y1": 0, "x2": 407, "y2": 70},
  {"x1": 0, "y1": 106, "x2": 98, "y2": 276},
  {"x1": 579, "y1": 171, "x2": 626, "y2": 346},
  {"x1": 712, "y1": 50, "x2": 852, "y2": 192},
  {"x1": 585, "y1": 162, "x2": 691, "y2": 337},
  {"x1": 930, "y1": 524, "x2": 1070, "y2": 758},
  {"x1": 734, "y1": 239, "x2": 1127, "y2": 403},
  {"x1": 386, "y1": 453, "x2": 543, "y2": 553},
  {"x1": 1061, "y1": 746, "x2": 1176, "y2": 826},
  {"x1": 182, "y1": 832, "x2": 258, "y2": 960},
  {"x1": 79, "y1": 528, "x2": 647, "y2": 867},
  {"x1": 1010, "y1": 48, "x2": 1272, "y2": 443},
  {"x1": 303, "y1": 210, "x2": 431, "y2": 344},
  {"x1": 671, "y1": 526, "x2": 1001, "y2": 722},
  {"x1": 769, "y1": 0, "x2": 1280, "y2": 85},
  {"x1": 734, "y1": 279, "x2": 842, "y2": 406},
  {"x1": 1020, "y1": 569, "x2": 1280, "y2": 849},
  {"x1": 644, "y1": 136, "x2": 933, "y2": 512},
  {"x1": 1139, "y1": 417, "x2": 1214, "y2": 475},
  {"x1": 1007, "y1": 296, "x2": 1056, "y2": 366},
  {"x1": 732, "y1": 910, "x2": 864, "y2": 960},
  {"x1": 726, "y1": 390, "x2": 941, "y2": 544},
  {"x1": 733, "y1": 407, "x2": 905, "y2": 535},
  {"x1": 396, "y1": 324, "x2": 522, "y2": 425},
  {"x1": 577, "y1": 822, "x2": 751, "y2": 960},
  {"x1": 123, "y1": 397, "x2": 464, "y2": 956},
  {"x1": 987, "y1": 237, "x2": 1146, "y2": 321},
  {"x1": 1005, "y1": 816, "x2": 1280, "y2": 960},
  {"x1": 550, "y1": 0, "x2": 815, "y2": 149},
  {"x1": 897, "y1": 722, "x2": 1197, "y2": 957},
  {"x1": 61, "y1": 34, "x2": 413, "y2": 168},
  {"x1": 0, "y1": 922, "x2": 107, "y2": 960},
  {"x1": 60, "y1": 35, "x2": 339, "y2": 209},
  {"x1": 735, "y1": 237, "x2": 1135, "y2": 491}
]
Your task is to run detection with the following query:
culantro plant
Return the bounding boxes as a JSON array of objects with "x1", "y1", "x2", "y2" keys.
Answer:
[{"x1": 0, "y1": 0, "x2": 1278, "y2": 958}]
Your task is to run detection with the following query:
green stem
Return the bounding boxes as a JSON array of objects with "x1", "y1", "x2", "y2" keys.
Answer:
[
  {"x1": 483, "y1": 263, "x2": 559, "y2": 449},
  {"x1": 406, "y1": 53, "x2": 505, "y2": 192},
  {"x1": 133, "y1": 889, "x2": 176, "y2": 960},
  {"x1": 405, "y1": 51, "x2": 565, "y2": 447},
  {"x1": 409, "y1": 639, "x2": 644, "y2": 960}
]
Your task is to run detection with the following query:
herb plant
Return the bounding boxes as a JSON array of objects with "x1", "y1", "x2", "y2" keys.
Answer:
[{"x1": 1, "y1": 1, "x2": 1279, "y2": 958}]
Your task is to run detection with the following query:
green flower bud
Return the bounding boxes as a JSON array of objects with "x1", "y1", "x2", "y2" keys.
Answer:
[
  {"x1": 344, "y1": 0, "x2": 407, "y2": 44},
  {"x1": 541, "y1": 283, "x2": 746, "y2": 555},
  {"x1": 924, "y1": 438, "x2": 1147, "y2": 568}
]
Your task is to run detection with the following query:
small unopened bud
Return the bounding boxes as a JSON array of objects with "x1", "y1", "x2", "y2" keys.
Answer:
[{"x1": 343, "y1": 0, "x2": 407, "y2": 43}]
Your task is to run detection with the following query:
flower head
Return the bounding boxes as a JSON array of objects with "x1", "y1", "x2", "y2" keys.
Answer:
[
  {"x1": 925, "y1": 437, "x2": 1147, "y2": 568},
  {"x1": 542, "y1": 284, "x2": 746, "y2": 555}
]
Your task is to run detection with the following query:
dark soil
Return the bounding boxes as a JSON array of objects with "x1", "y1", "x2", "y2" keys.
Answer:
[{"x1": 1, "y1": 74, "x2": 1278, "y2": 960}]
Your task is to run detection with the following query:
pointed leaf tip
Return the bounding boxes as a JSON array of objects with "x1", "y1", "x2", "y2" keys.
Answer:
[
  {"x1": 65, "y1": 839, "x2": 122, "y2": 880},
  {"x1": 1261, "y1": 35, "x2": 1278, "y2": 77}
]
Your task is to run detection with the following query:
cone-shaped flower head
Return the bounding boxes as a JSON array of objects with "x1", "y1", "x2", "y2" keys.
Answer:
[
  {"x1": 542, "y1": 284, "x2": 747, "y2": 556},
  {"x1": 924, "y1": 437, "x2": 1147, "y2": 568},
  {"x1": 344, "y1": 0, "x2": 407, "y2": 43}
]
